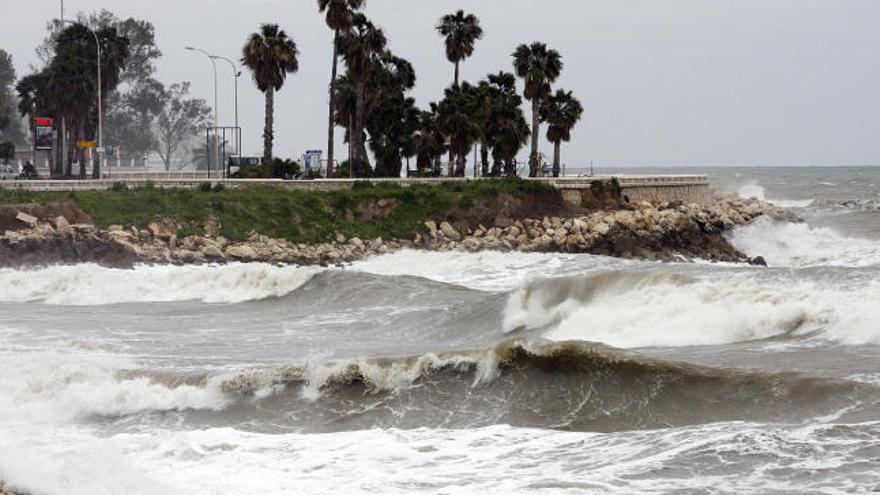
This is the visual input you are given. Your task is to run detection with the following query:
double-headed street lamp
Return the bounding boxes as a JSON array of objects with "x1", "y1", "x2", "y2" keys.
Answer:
[{"x1": 185, "y1": 46, "x2": 219, "y2": 176}]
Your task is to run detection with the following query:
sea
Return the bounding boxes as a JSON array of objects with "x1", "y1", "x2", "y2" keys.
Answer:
[{"x1": 0, "y1": 166, "x2": 878, "y2": 494}]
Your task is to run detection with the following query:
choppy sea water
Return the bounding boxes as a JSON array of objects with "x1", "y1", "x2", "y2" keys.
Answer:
[{"x1": 0, "y1": 166, "x2": 878, "y2": 494}]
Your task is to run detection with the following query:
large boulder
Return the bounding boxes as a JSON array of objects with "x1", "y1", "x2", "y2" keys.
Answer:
[
  {"x1": 439, "y1": 222, "x2": 461, "y2": 241},
  {"x1": 54, "y1": 216, "x2": 73, "y2": 236},
  {"x1": 226, "y1": 244, "x2": 259, "y2": 261},
  {"x1": 147, "y1": 222, "x2": 175, "y2": 242},
  {"x1": 15, "y1": 211, "x2": 38, "y2": 227}
]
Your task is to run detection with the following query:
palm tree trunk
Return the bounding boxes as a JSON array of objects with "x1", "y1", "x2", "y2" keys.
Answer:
[
  {"x1": 529, "y1": 99, "x2": 540, "y2": 177},
  {"x1": 354, "y1": 79, "x2": 366, "y2": 175},
  {"x1": 77, "y1": 126, "x2": 86, "y2": 178},
  {"x1": 54, "y1": 121, "x2": 64, "y2": 177},
  {"x1": 480, "y1": 140, "x2": 489, "y2": 177},
  {"x1": 65, "y1": 120, "x2": 74, "y2": 177},
  {"x1": 553, "y1": 140, "x2": 561, "y2": 177},
  {"x1": 454, "y1": 61, "x2": 459, "y2": 87},
  {"x1": 504, "y1": 158, "x2": 515, "y2": 177},
  {"x1": 455, "y1": 150, "x2": 466, "y2": 177},
  {"x1": 263, "y1": 86, "x2": 274, "y2": 164},
  {"x1": 327, "y1": 30, "x2": 339, "y2": 177}
]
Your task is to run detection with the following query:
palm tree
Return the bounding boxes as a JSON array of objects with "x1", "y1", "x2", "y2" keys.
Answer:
[
  {"x1": 242, "y1": 24, "x2": 299, "y2": 164},
  {"x1": 318, "y1": 0, "x2": 365, "y2": 177},
  {"x1": 512, "y1": 42, "x2": 563, "y2": 177},
  {"x1": 338, "y1": 14, "x2": 386, "y2": 176},
  {"x1": 436, "y1": 10, "x2": 483, "y2": 88},
  {"x1": 436, "y1": 82, "x2": 481, "y2": 177},
  {"x1": 482, "y1": 71, "x2": 529, "y2": 176},
  {"x1": 412, "y1": 108, "x2": 445, "y2": 176},
  {"x1": 542, "y1": 89, "x2": 584, "y2": 177}
]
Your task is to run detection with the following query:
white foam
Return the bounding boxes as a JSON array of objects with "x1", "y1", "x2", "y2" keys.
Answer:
[
  {"x1": 350, "y1": 249, "x2": 631, "y2": 291},
  {"x1": 729, "y1": 216, "x2": 880, "y2": 267},
  {"x1": 506, "y1": 273, "x2": 880, "y2": 348},
  {"x1": 3, "y1": 422, "x2": 877, "y2": 495},
  {"x1": 0, "y1": 352, "x2": 230, "y2": 422},
  {"x1": 0, "y1": 263, "x2": 319, "y2": 305},
  {"x1": 737, "y1": 183, "x2": 813, "y2": 208}
]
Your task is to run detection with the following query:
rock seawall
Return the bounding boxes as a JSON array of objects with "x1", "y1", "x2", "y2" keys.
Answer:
[{"x1": 0, "y1": 193, "x2": 791, "y2": 268}]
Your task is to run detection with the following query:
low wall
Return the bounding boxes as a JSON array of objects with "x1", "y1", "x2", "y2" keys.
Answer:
[{"x1": 1, "y1": 174, "x2": 712, "y2": 204}]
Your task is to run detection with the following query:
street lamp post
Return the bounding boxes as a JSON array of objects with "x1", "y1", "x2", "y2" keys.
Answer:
[
  {"x1": 186, "y1": 46, "x2": 219, "y2": 177},
  {"x1": 211, "y1": 55, "x2": 241, "y2": 163},
  {"x1": 64, "y1": 20, "x2": 102, "y2": 178}
]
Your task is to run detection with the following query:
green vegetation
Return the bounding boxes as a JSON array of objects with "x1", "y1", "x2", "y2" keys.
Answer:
[{"x1": 0, "y1": 178, "x2": 556, "y2": 244}]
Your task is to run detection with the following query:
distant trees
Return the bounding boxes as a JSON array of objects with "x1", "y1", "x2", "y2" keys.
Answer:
[
  {"x1": 36, "y1": 11, "x2": 164, "y2": 166},
  {"x1": 242, "y1": 23, "x2": 300, "y2": 164},
  {"x1": 513, "y1": 42, "x2": 563, "y2": 177},
  {"x1": 318, "y1": 0, "x2": 365, "y2": 177},
  {"x1": 436, "y1": 10, "x2": 483, "y2": 88},
  {"x1": 0, "y1": 49, "x2": 19, "y2": 140},
  {"x1": 17, "y1": 22, "x2": 130, "y2": 177},
  {"x1": 153, "y1": 82, "x2": 211, "y2": 170}
]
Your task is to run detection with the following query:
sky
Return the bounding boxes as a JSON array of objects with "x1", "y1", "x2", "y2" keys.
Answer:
[{"x1": 5, "y1": 0, "x2": 880, "y2": 167}]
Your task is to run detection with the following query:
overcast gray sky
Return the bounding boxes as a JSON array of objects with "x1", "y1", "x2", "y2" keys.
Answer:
[{"x1": 6, "y1": 0, "x2": 880, "y2": 166}]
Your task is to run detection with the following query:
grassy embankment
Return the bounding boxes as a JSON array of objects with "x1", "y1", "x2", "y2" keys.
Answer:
[{"x1": 0, "y1": 178, "x2": 567, "y2": 244}]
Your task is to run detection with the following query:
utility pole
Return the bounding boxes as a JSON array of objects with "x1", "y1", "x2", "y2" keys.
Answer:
[
  {"x1": 211, "y1": 55, "x2": 241, "y2": 163},
  {"x1": 60, "y1": 0, "x2": 65, "y2": 177}
]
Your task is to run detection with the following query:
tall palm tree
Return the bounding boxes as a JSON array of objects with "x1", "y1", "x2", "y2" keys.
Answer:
[
  {"x1": 338, "y1": 14, "x2": 386, "y2": 176},
  {"x1": 318, "y1": 0, "x2": 364, "y2": 177},
  {"x1": 542, "y1": 89, "x2": 584, "y2": 177},
  {"x1": 436, "y1": 10, "x2": 483, "y2": 88},
  {"x1": 242, "y1": 24, "x2": 299, "y2": 164},
  {"x1": 512, "y1": 42, "x2": 563, "y2": 177}
]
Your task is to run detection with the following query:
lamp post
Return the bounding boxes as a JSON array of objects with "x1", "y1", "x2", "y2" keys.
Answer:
[
  {"x1": 60, "y1": 0, "x2": 65, "y2": 177},
  {"x1": 64, "y1": 20, "x2": 102, "y2": 178},
  {"x1": 210, "y1": 54, "x2": 241, "y2": 161},
  {"x1": 186, "y1": 46, "x2": 219, "y2": 177}
]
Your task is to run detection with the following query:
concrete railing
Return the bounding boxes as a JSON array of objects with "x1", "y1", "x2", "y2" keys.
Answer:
[{"x1": 1, "y1": 175, "x2": 711, "y2": 204}]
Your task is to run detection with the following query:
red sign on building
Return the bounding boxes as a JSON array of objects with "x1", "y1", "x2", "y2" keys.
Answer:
[{"x1": 35, "y1": 117, "x2": 54, "y2": 126}]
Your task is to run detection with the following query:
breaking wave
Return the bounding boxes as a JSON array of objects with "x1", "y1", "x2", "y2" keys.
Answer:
[
  {"x1": 2, "y1": 340, "x2": 871, "y2": 434},
  {"x1": 0, "y1": 263, "x2": 320, "y2": 305},
  {"x1": 502, "y1": 270, "x2": 880, "y2": 347},
  {"x1": 729, "y1": 216, "x2": 880, "y2": 267},
  {"x1": 738, "y1": 183, "x2": 814, "y2": 208}
]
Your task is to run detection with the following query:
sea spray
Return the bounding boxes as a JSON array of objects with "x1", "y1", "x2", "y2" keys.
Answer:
[{"x1": 729, "y1": 216, "x2": 880, "y2": 267}]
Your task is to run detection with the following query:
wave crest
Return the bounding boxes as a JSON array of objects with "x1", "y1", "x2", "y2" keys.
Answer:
[
  {"x1": 0, "y1": 263, "x2": 320, "y2": 305},
  {"x1": 502, "y1": 270, "x2": 880, "y2": 348}
]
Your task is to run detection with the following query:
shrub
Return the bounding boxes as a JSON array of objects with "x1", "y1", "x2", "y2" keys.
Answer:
[
  {"x1": 303, "y1": 169, "x2": 323, "y2": 180},
  {"x1": 590, "y1": 178, "x2": 622, "y2": 198},
  {"x1": 0, "y1": 142, "x2": 14, "y2": 162},
  {"x1": 198, "y1": 182, "x2": 213, "y2": 192},
  {"x1": 269, "y1": 158, "x2": 301, "y2": 180},
  {"x1": 110, "y1": 182, "x2": 129, "y2": 192},
  {"x1": 212, "y1": 182, "x2": 226, "y2": 193}
]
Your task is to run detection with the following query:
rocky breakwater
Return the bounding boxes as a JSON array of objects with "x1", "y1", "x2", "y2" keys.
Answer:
[
  {"x1": 417, "y1": 193, "x2": 791, "y2": 264},
  {"x1": 0, "y1": 193, "x2": 790, "y2": 268}
]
